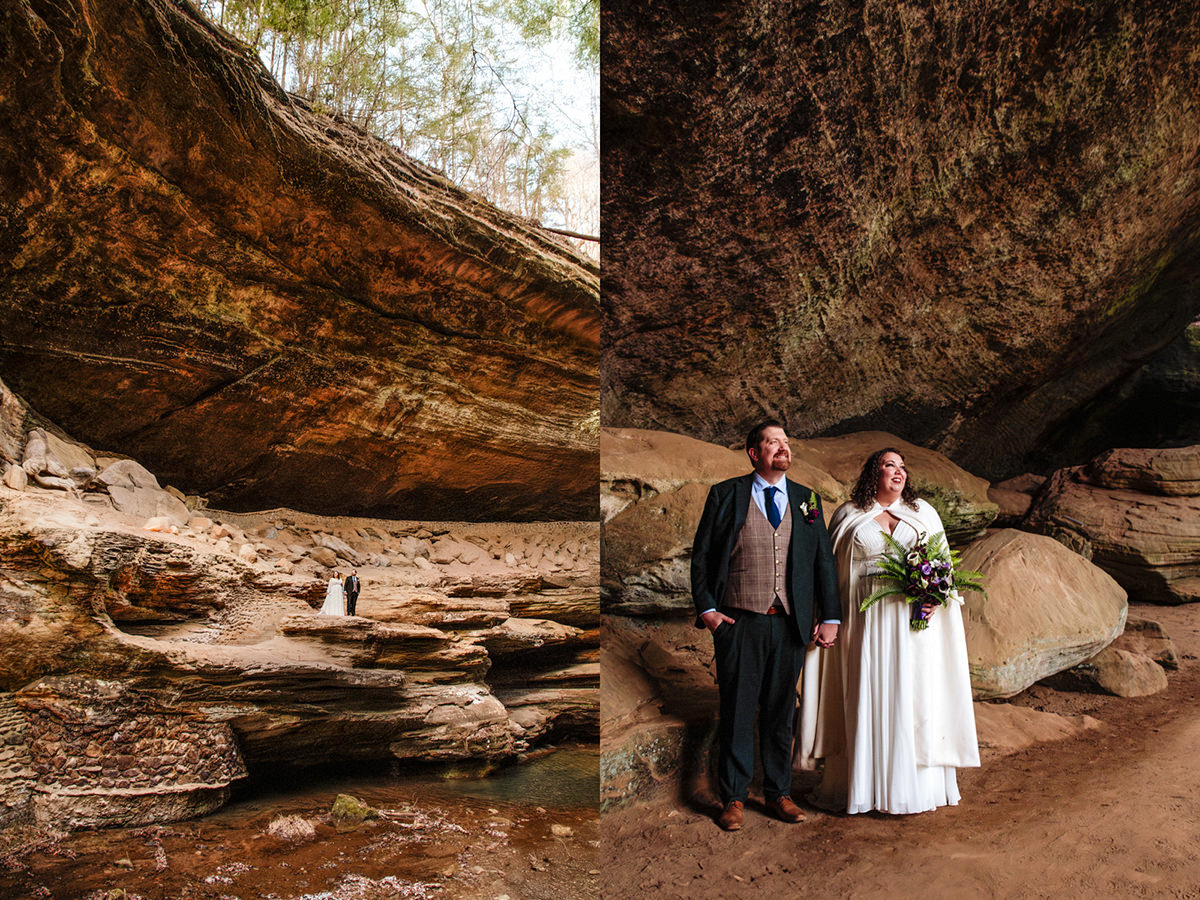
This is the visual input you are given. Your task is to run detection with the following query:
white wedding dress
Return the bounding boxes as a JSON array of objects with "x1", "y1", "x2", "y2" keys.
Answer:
[
  {"x1": 318, "y1": 576, "x2": 345, "y2": 616},
  {"x1": 797, "y1": 498, "x2": 979, "y2": 814}
]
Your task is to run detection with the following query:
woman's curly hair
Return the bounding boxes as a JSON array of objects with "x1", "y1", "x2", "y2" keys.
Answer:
[{"x1": 850, "y1": 447, "x2": 919, "y2": 511}]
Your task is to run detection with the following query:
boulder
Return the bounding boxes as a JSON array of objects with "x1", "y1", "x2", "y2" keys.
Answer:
[
  {"x1": 393, "y1": 535, "x2": 431, "y2": 561},
  {"x1": 100, "y1": 459, "x2": 190, "y2": 526},
  {"x1": 21, "y1": 428, "x2": 68, "y2": 478},
  {"x1": 430, "y1": 538, "x2": 485, "y2": 566},
  {"x1": 306, "y1": 547, "x2": 339, "y2": 568},
  {"x1": 97, "y1": 458, "x2": 161, "y2": 491},
  {"x1": 799, "y1": 431, "x2": 998, "y2": 540},
  {"x1": 995, "y1": 473, "x2": 1048, "y2": 495},
  {"x1": 312, "y1": 532, "x2": 362, "y2": 565},
  {"x1": 330, "y1": 793, "x2": 377, "y2": 832},
  {"x1": 1043, "y1": 646, "x2": 1169, "y2": 698},
  {"x1": 959, "y1": 529, "x2": 1128, "y2": 699},
  {"x1": 1025, "y1": 450, "x2": 1200, "y2": 604},
  {"x1": 3, "y1": 464, "x2": 26, "y2": 491},
  {"x1": 1113, "y1": 614, "x2": 1179, "y2": 670},
  {"x1": 42, "y1": 432, "x2": 96, "y2": 474},
  {"x1": 988, "y1": 486, "x2": 1033, "y2": 526}
]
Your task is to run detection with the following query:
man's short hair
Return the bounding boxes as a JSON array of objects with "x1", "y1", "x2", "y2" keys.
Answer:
[{"x1": 745, "y1": 419, "x2": 786, "y2": 451}]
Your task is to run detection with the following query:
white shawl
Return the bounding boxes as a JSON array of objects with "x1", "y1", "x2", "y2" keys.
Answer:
[{"x1": 796, "y1": 497, "x2": 979, "y2": 770}]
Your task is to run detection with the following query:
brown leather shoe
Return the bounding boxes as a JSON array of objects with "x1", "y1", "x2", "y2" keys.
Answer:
[
  {"x1": 766, "y1": 795, "x2": 806, "y2": 823},
  {"x1": 717, "y1": 800, "x2": 744, "y2": 831}
]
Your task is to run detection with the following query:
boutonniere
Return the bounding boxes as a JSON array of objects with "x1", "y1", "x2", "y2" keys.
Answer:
[{"x1": 798, "y1": 490, "x2": 820, "y2": 524}]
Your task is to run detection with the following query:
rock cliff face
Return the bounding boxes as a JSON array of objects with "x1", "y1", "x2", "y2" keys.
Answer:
[
  {"x1": 0, "y1": 382, "x2": 598, "y2": 829},
  {"x1": 0, "y1": 0, "x2": 599, "y2": 521},
  {"x1": 1025, "y1": 445, "x2": 1200, "y2": 604},
  {"x1": 602, "y1": 0, "x2": 1200, "y2": 479}
]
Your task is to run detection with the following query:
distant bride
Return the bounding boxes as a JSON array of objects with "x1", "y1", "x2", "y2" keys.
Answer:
[
  {"x1": 797, "y1": 448, "x2": 979, "y2": 814},
  {"x1": 318, "y1": 572, "x2": 345, "y2": 616}
]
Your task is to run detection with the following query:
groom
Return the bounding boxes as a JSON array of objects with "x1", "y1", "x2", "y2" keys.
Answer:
[
  {"x1": 345, "y1": 570, "x2": 362, "y2": 616},
  {"x1": 692, "y1": 420, "x2": 840, "y2": 830}
]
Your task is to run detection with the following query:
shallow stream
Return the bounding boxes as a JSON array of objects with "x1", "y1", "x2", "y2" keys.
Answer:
[{"x1": 0, "y1": 746, "x2": 600, "y2": 900}]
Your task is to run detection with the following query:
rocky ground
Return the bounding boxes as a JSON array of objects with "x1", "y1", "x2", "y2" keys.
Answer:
[
  {"x1": 1, "y1": 384, "x2": 599, "y2": 833},
  {"x1": 599, "y1": 602, "x2": 1200, "y2": 898},
  {"x1": 0, "y1": 746, "x2": 600, "y2": 899}
]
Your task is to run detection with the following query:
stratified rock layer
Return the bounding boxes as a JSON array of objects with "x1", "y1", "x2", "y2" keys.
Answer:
[
  {"x1": 1025, "y1": 446, "x2": 1200, "y2": 604},
  {"x1": 0, "y1": 0, "x2": 599, "y2": 521},
  {"x1": 602, "y1": 1, "x2": 1200, "y2": 480},
  {"x1": 0, "y1": 383, "x2": 598, "y2": 829}
]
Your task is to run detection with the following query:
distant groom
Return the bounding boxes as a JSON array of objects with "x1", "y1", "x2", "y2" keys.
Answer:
[
  {"x1": 692, "y1": 420, "x2": 841, "y2": 830},
  {"x1": 345, "y1": 570, "x2": 362, "y2": 616}
]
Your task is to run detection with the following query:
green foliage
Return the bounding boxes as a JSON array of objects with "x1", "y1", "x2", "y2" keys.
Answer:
[
  {"x1": 196, "y1": 0, "x2": 595, "y2": 236},
  {"x1": 501, "y1": 0, "x2": 598, "y2": 68},
  {"x1": 860, "y1": 529, "x2": 987, "y2": 631}
]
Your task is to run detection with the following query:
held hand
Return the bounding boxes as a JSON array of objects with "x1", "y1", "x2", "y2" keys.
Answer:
[
  {"x1": 918, "y1": 601, "x2": 938, "y2": 617},
  {"x1": 812, "y1": 621, "x2": 839, "y2": 648},
  {"x1": 700, "y1": 610, "x2": 735, "y2": 632}
]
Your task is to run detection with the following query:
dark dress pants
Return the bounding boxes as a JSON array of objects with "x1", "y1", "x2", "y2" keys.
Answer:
[
  {"x1": 713, "y1": 609, "x2": 806, "y2": 804},
  {"x1": 347, "y1": 592, "x2": 358, "y2": 616}
]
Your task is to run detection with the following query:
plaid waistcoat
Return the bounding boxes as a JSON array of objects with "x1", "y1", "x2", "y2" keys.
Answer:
[{"x1": 722, "y1": 496, "x2": 792, "y2": 614}]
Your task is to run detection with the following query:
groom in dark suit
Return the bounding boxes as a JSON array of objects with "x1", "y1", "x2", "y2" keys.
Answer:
[
  {"x1": 692, "y1": 420, "x2": 840, "y2": 830},
  {"x1": 344, "y1": 570, "x2": 362, "y2": 616}
]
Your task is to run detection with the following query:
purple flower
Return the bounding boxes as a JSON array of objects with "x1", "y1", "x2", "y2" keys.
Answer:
[{"x1": 919, "y1": 562, "x2": 932, "y2": 576}]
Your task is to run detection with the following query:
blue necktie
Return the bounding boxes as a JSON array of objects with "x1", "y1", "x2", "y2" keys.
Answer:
[{"x1": 764, "y1": 486, "x2": 782, "y2": 529}]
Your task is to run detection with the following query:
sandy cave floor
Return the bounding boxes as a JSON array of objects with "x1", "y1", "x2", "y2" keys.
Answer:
[{"x1": 600, "y1": 602, "x2": 1200, "y2": 900}]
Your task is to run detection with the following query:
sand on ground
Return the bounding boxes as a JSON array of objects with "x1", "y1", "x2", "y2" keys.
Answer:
[{"x1": 601, "y1": 603, "x2": 1200, "y2": 899}]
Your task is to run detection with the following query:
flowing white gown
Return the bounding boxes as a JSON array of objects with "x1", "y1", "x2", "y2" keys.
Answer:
[
  {"x1": 318, "y1": 576, "x2": 345, "y2": 616},
  {"x1": 796, "y1": 498, "x2": 979, "y2": 814}
]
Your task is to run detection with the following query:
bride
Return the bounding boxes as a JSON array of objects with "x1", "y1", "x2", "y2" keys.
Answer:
[
  {"x1": 797, "y1": 448, "x2": 978, "y2": 814},
  {"x1": 318, "y1": 571, "x2": 345, "y2": 616}
]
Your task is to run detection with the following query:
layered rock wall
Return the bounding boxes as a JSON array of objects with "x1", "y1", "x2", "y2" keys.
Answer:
[
  {"x1": 0, "y1": 381, "x2": 598, "y2": 829},
  {"x1": 0, "y1": 0, "x2": 599, "y2": 521}
]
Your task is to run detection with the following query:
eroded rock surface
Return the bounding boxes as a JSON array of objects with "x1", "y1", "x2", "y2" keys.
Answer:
[
  {"x1": 1025, "y1": 446, "x2": 1200, "y2": 604},
  {"x1": 603, "y1": 2, "x2": 1200, "y2": 480},
  {"x1": 0, "y1": 386, "x2": 598, "y2": 829},
  {"x1": 0, "y1": 0, "x2": 599, "y2": 521}
]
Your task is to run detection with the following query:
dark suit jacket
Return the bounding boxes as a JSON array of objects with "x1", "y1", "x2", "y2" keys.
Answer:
[
  {"x1": 691, "y1": 473, "x2": 840, "y2": 642},
  {"x1": 345, "y1": 575, "x2": 360, "y2": 597}
]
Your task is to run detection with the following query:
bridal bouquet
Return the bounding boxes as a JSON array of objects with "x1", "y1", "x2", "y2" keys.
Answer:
[{"x1": 861, "y1": 530, "x2": 986, "y2": 631}]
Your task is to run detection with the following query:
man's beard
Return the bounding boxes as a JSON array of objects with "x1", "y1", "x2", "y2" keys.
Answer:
[{"x1": 772, "y1": 457, "x2": 791, "y2": 471}]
